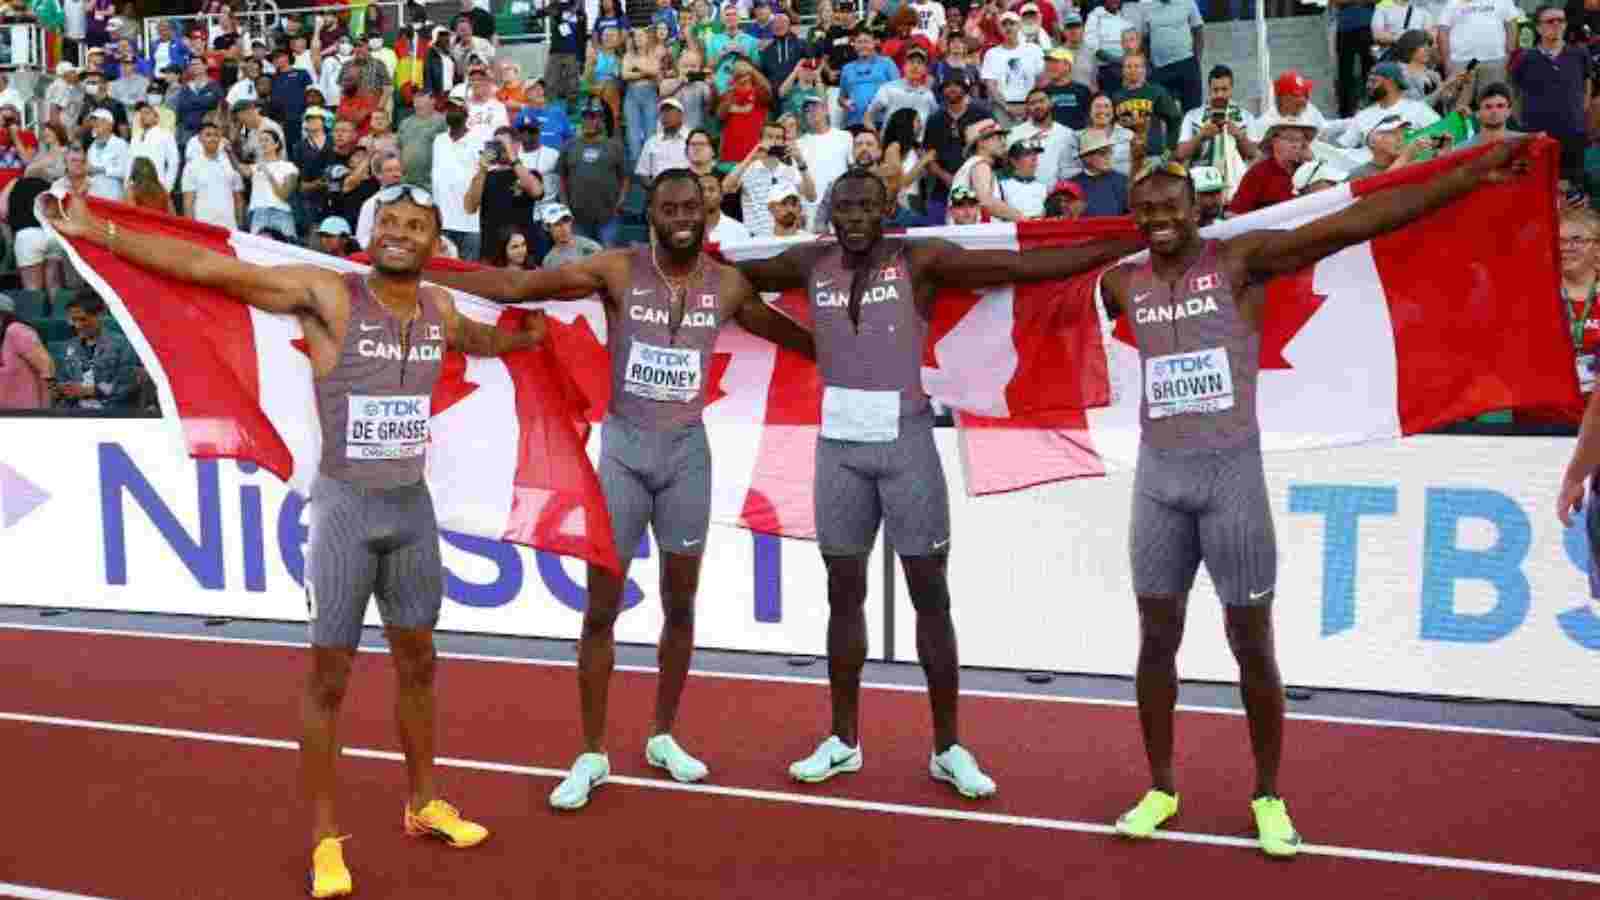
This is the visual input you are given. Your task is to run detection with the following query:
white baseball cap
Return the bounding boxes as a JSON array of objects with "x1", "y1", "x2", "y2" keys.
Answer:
[
  {"x1": 89, "y1": 108, "x2": 115, "y2": 122},
  {"x1": 541, "y1": 203, "x2": 574, "y2": 226},
  {"x1": 55, "y1": 61, "x2": 78, "y2": 75},
  {"x1": 767, "y1": 184, "x2": 801, "y2": 205}
]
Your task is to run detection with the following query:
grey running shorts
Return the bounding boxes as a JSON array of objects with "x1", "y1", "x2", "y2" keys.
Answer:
[
  {"x1": 305, "y1": 475, "x2": 444, "y2": 647},
  {"x1": 599, "y1": 415, "x2": 713, "y2": 562},
  {"x1": 815, "y1": 416, "x2": 950, "y2": 557},
  {"x1": 1129, "y1": 439, "x2": 1277, "y2": 607}
]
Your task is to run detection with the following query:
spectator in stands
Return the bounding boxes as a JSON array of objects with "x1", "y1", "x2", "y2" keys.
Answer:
[
  {"x1": 1189, "y1": 164, "x2": 1226, "y2": 226},
  {"x1": 1373, "y1": 0, "x2": 1434, "y2": 59},
  {"x1": 746, "y1": 0, "x2": 779, "y2": 44},
  {"x1": 233, "y1": 99, "x2": 285, "y2": 165},
  {"x1": 1331, "y1": 0, "x2": 1377, "y2": 117},
  {"x1": 1462, "y1": 82, "x2": 1521, "y2": 146},
  {"x1": 181, "y1": 120, "x2": 245, "y2": 230},
  {"x1": 699, "y1": 172, "x2": 751, "y2": 243},
  {"x1": 452, "y1": 14, "x2": 495, "y2": 70},
  {"x1": 594, "y1": 0, "x2": 627, "y2": 43},
  {"x1": 1228, "y1": 121, "x2": 1311, "y2": 215},
  {"x1": 621, "y1": 25, "x2": 668, "y2": 164},
  {"x1": 762, "y1": 12, "x2": 809, "y2": 91},
  {"x1": 587, "y1": 28, "x2": 627, "y2": 132},
  {"x1": 546, "y1": 0, "x2": 589, "y2": 106},
  {"x1": 512, "y1": 114, "x2": 562, "y2": 211},
  {"x1": 1011, "y1": 87, "x2": 1077, "y2": 184},
  {"x1": 1056, "y1": 12, "x2": 1096, "y2": 93},
  {"x1": 519, "y1": 80, "x2": 575, "y2": 152},
  {"x1": 998, "y1": 139, "x2": 1048, "y2": 217},
  {"x1": 227, "y1": 60, "x2": 262, "y2": 108},
  {"x1": 465, "y1": 130, "x2": 544, "y2": 255},
  {"x1": 173, "y1": 58, "x2": 220, "y2": 147},
  {"x1": 1040, "y1": 46, "x2": 1093, "y2": 129},
  {"x1": 1514, "y1": 5, "x2": 1588, "y2": 179},
  {"x1": 541, "y1": 203, "x2": 605, "y2": 266},
  {"x1": 949, "y1": 117, "x2": 1023, "y2": 221},
  {"x1": 558, "y1": 97, "x2": 629, "y2": 247},
  {"x1": 329, "y1": 144, "x2": 377, "y2": 234},
  {"x1": 124, "y1": 156, "x2": 172, "y2": 213},
  {"x1": 0, "y1": 294, "x2": 53, "y2": 411},
  {"x1": 270, "y1": 47, "x2": 313, "y2": 150},
  {"x1": 46, "y1": 62, "x2": 85, "y2": 134},
  {"x1": 9, "y1": 172, "x2": 64, "y2": 292},
  {"x1": 1084, "y1": 0, "x2": 1134, "y2": 96},
  {"x1": 0, "y1": 102, "x2": 36, "y2": 169},
  {"x1": 1337, "y1": 61, "x2": 1439, "y2": 148},
  {"x1": 78, "y1": 69, "x2": 128, "y2": 142},
  {"x1": 922, "y1": 70, "x2": 989, "y2": 224},
  {"x1": 947, "y1": 183, "x2": 982, "y2": 223},
  {"x1": 149, "y1": 20, "x2": 186, "y2": 74},
  {"x1": 934, "y1": 36, "x2": 983, "y2": 104},
  {"x1": 1016, "y1": 3, "x2": 1052, "y2": 51},
  {"x1": 394, "y1": 92, "x2": 445, "y2": 191},
  {"x1": 653, "y1": 0, "x2": 682, "y2": 41},
  {"x1": 244, "y1": 129, "x2": 298, "y2": 236},
  {"x1": 1114, "y1": 52, "x2": 1182, "y2": 155},
  {"x1": 982, "y1": 12, "x2": 1044, "y2": 124},
  {"x1": 56, "y1": 292, "x2": 139, "y2": 411},
  {"x1": 766, "y1": 183, "x2": 808, "y2": 237},
  {"x1": 665, "y1": 51, "x2": 716, "y2": 132},
  {"x1": 1559, "y1": 206, "x2": 1600, "y2": 394},
  {"x1": 0, "y1": 73, "x2": 24, "y2": 119},
  {"x1": 83, "y1": 110, "x2": 127, "y2": 200},
  {"x1": 1346, "y1": 115, "x2": 1418, "y2": 177},
  {"x1": 637, "y1": 96, "x2": 691, "y2": 188},
  {"x1": 293, "y1": 108, "x2": 335, "y2": 230},
  {"x1": 1143, "y1": 0, "x2": 1204, "y2": 113},
  {"x1": 110, "y1": 54, "x2": 150, "y2": 109},
  {"x1": 1291, "y1": 157, "x2": 1350, "y2": 195},
  {"x1": 314, "y1": 215, "x2": 354, "y2": 257},
  {"x1": 775, "y1": 50, "x2": 822, "y2": 122},
  {"x1": 1038, "y1": 179, "x2": 1083, "y2": 219},
  {"x1": 1174, "y1": 64, "x2": 1258, "y2": 170},
  {"x1": 841, "y1": 27, "x2": 900, "y2": 127},
  {"x1": 433, "y1": 99, "x2": 483, "y2": 258},
  {"x1": 486, "y1": 225, "x2": 536, "y2": 269},
  {"x1": 796, "y1": 95, "x2": 854, "y2": 227},
  {"x1": 724, "y1": 119, "x2": 814, "y2": 236},
  {"x1": 821, "y1": 3, "x2": 860, "y2": 81},
  {"x1": 355, "y1": 152, "x2": 409, "y2": 249},
  {"x1": 1070, "y1": 129, "x2": 1128, "y2": 216},
  {"x1": 866, "y1": 44, "x2": 938, "y2": 135},
  {"x1": 718, "y1": 57, "x2": 774, "y2": 160},
  {"x1": 362, "y1": 107, "x2": 398, "y2": 160},
  {"x1": 1249, "y1": 71, "x2": 1326, "y2": 143},
  {"x1": 424, "y1": 25, "x2": 459, "y2": 99},
  {"x1": 1438, "y1": 0, "x2": 1518, "y2": 88},
  {"x1": 1082, "y1": 91, "x2": 1135, "y2": 176},
  {"x1": 708, "y1": 6, "x2": 762, "y2": 92},
  {"x1": 463, "y1": 63, "x2": 510, "y2": 143},
  {"x1": 497, "y1": 62, "x2": 528, "y2": 119}
]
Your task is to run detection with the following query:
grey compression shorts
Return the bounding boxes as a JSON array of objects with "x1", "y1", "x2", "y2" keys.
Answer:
[
  {"x1": 1129, "y1": 439, "x2": 1277, "y2": 607},
  {"x1": 815, "y1": 416, "x2": 950, "y2": 557},
  {"x1": 305, "y1": 475, "x2": 444, "y2": 647},
  {"x1": 599, "y1": 416, "x2": 713, "y2": 561}
]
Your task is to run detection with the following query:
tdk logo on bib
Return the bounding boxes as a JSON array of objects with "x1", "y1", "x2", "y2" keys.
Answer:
[
  {"x1": 1150, "y1": 354, "x2": 1217, "y2": 379},
  {"x1": 363, "y1": 398, "x2": 426, "y2": 418},
  {"x1": 624, "y1": 341, "x2": 702, "y2": 404}
]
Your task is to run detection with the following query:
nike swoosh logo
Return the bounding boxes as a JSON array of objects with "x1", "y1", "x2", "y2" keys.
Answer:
[
  {"x1": 1249, "y1": 588, "x2": 1274, "y2": 601},
  {"x1": 934, "y1": 759, "x2": 956, "y2": 777},
  {"x1": 588, "y1": 773, "x2": 604, "y2": 787},
  {"x1": 631, "y1": 288, "x2": 654, "y2": 296},
  {"x1": 683, "y1": 538, "x2": 702, "y2": 546},
  {"x1": 816, "y1": 279, "x2": 834, "y2": 288},
  {"x1": 831, "y1": 750, "x2": 859, "y2": 766},
  {"x1": 358, "y1": 322, "x2": 383, "y2": 332},
  {"x1": 932, "y1": 538, "x2": 950, "y2": 549},
  {"x1": 1132, "y1": 292, "x2": 1151, "y2": 304}
]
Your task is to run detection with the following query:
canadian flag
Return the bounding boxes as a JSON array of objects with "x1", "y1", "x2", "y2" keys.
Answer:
[{"x1": 44, "y1": 196, "x2": 623, "y2": 572}]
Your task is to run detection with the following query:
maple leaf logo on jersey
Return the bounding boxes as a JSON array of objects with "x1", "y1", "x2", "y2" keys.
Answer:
[
  {"x1": 880, "y1": 265, "x2": 900, "y2": 281},
  {"x1": 1111, "y1": 265, "x2": 1325, "y2": 371}
]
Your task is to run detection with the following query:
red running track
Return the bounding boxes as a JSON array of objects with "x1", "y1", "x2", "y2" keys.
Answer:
[{"x1": 2, "y1": 627, "x2": 1598, "y2": 899}]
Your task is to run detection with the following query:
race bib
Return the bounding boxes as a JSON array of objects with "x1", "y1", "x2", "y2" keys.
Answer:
[
  {"x1": 820, "y1": 385, "x2": 900, "y2": 443},
  {"x1": 624, "y1": 340, "x2": 702, "y2": 403},
  {"x1": 346, "y1": 394, "x2": 430, "y2": 460},
  {"x1": 1144, "y1": 347, "x2": 1235, "y2": 420},
  {"x1": 1580, "y1": 353, "x2": 1596, "y2": 393}
]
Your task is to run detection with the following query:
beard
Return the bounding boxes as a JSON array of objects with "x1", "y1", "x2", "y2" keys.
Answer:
[
  {"x1": 371, "y1": 250, "x2": 428, "y2": 278},
  {"x1": 653, "y1": 217, "x2": 706, "y2": 262}
]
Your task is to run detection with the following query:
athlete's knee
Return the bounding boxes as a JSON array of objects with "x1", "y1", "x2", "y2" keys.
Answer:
[
  {"x1": 1223, "y1": 612, "x2": 1276, "y2": 672},
  {"x1": 901, "y1": 554, "x2": 951, "y2": 616},
  {"x1": 659, "y1": 553, "x2": 702, "y2": 628},
  {"x1": 824, "y1": 555, "x2": 871, "y2": 607},
  {"x1": 660, "y1": 595, "x2": 696, "y2": 630},
  {"x1": 583, "y1": 565, "x2": 627, "y2": 634},
  {"x1": 388, "y1": 630, "x2": 438, "y2": 690},
  {"x1": 306, "y1": 650, "x2": 355, "y2": 710},
  {"x1": 1137, "y1": 595, "x2": 1187, "y2": 663}
]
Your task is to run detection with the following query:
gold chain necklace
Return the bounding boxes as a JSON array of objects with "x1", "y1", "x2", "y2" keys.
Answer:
[{"x1": 650, "y1": 236, "x2": 705, "y2": 312}]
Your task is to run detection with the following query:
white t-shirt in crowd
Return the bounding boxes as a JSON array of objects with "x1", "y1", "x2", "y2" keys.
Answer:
[
  {"x1": 248, "y1": 159, "x2": 298, "y2": 212},
  {"x1": 1372, "y1": 1, "x2": 1434, "y2": 41},
  {"x1": 981, "y1": 43, "x2": 1046, "y2": 104},
  {"x1": 1339, "y1": 98, "x2": 1440, "y2": 148},
  {"x1": 910, "y1": 0, "x2": 947, "y2": 42},
  {"x1": 129, "y1": 127, "x2": 180, "y2": 192},
  {"x1": 521, "y1": 146, "x2": 561, "y2": 213},
  {"x1": 431, "y1": 130, "x2": 482, "y2": 232},
  {"x1": 796, "y1": 128, "x2": 853, "y2": 231},
  {"x1": 86, "y1": 136, "x2": 130, "y2": 200},
  {"x1": 1007, "y1": 120, "x2": 1075, "y2": 187},
  {"x1": 998, "y1": 176, "x2": 1048, "y2": 218},
  {"x1": 708, "y1": 214, "x2": 752, "y2": 246},
  {"x1": 1438, "y1": 0, "x2": 1518, "y2": 65},
  {"x1": 181, "y1": 151, "x2": 244, "y2": 229},
  {"x1": 635, "y1": 129, "x2": 690, "y2": 182},
  {"x1": 465, "y1": 98, "x2": 510, "y2": 143},
  {"x1": 225, "y1": 79, "x2": 257, "y2": 108}
]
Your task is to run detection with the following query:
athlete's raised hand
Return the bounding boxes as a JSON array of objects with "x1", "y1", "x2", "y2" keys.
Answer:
[
  {"x1": 1557, "y1": 473, "x2": 1586, "y2": 528},
  {"x1": 41, "y1": 188, "x2": 97, "y2": 239},
  {"x1": 1461, "y1": 134, "x2": 1534, "y2": 186}
]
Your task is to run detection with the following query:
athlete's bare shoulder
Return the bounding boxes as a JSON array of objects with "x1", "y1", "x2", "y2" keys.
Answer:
[{"x1": 1100, "y1": 261, "x2": 1136, "y2": 318}]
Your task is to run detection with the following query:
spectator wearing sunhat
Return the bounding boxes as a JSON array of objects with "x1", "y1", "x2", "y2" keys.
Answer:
[
  {"x1": 540, "y1": 204, "x2": 605, "y2": 268},
  {"x1": 1043, "y1": 179, "x2": 1086, "y2": 219},
  {"x1": 1188, "y1": 164, "x2": 1227, "y2": 226},
  {"x1": 1069, "y1": 128, "x2": 1129, "y2": 217},
  {"x1": 1248, "y1": 70, "x2": 1328, "y2": 143},
  {"x1": 1336, "y1": 60, "x2": 1438, "y2": 149},
  {"x1": 950, "y1": 117, "x2": 1027, "y2": 222},
  {"x1": 865, "y1": 44, "x2": 938, "y2": 138},
  {"x1": 1346, "y1": 114, "x2": 1415, "y2": 178},
  {"x1": 1228, "y1": 119, "x2": 1314, "y2": 215},
  {"x1": 636, "y1": 97, "x2": 692, "y2": 188},
  {"x1": 998, "y1": 139, "x2": 1049, "y2": 218}
]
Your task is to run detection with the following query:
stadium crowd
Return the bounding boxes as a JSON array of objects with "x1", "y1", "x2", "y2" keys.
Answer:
[{"x1": 0, "y1": 0, "x2": 1593, "y2": 414}]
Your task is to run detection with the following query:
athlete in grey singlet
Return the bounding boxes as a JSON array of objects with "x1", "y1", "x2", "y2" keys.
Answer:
[
  {"x1": 45, "y1": 184, "x2": 546, "y2": 893},
  {"x1": 737, "y1": 168, "x2": 1142, "y2": 800},
  {"x1": 1103, "y1": 144, "x2": 1532, "y2": 855},
  {"x1": 424, "y1": 169, "x2": 816, "y2": 812}
]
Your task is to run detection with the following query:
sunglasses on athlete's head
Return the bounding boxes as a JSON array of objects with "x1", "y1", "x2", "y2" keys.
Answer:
[
  {"x1": 375, "y1": 184, "x2": 436, "y2": 207},
  {"x1": 1131, "y1": 156, "x2": 1189, "y2": 187}
]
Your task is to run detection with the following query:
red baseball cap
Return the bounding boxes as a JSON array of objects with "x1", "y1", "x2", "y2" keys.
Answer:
[
  {"x1": 1049, "y1": 180, "x2": 1084, "y2": 200},
  {"x1": 1274, "y1": 70, "x2": 1314, "y2": 99}
]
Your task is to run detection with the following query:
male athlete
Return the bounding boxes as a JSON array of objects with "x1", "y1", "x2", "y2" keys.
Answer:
[
  {"x1": 735, "y1": 168, "x2": 1144, "y2": 797},
  {"x1": 425, "y1": 168, "x2": 816, "y2": 810},
  {"x1": 1103, "y1": 141, "x2": 1531, "y2": 855},
  {"x1": 47, "y1": 184, "x2": 541, "y2": 897}
]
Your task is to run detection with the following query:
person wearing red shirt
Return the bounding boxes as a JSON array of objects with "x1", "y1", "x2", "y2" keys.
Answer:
[
  {"x1": 1228, "y1": 122, "x2": 1313, "y2": 216},
  {"x1": 0, "y1": 103, "x2": 38, "y2": 169},
  {"x1": 718, "y1": 58, "x2": 773, "y2": 161}
]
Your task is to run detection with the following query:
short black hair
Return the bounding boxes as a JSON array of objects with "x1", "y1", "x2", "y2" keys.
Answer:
[
  {"x1": 66, "y1": 290, "x2": 106, "y2": 316},
  {"x1": 833, "y1": 165, "x2": 889, "y2": 206},
  {"x1": 1476, "y1": 81, "x2": 1513, "y2": 107},
  {"x1": 1208, "y1": 64, "x2": 1233, "y2": 83},
  {"x1": 648, "y1": 167, "x2": 704, "y2": 208}
]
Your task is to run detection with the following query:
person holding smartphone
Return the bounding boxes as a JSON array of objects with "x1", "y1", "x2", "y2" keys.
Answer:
[
  {"x1": 1173, "y1": 64, "x2": 1259, "y2": 166},
  {"x1": 722, "y1": 119, "x2": 815, "y2": 236}
]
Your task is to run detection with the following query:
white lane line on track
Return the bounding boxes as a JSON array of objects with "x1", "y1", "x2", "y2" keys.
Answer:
[
  {"x1": 3, "y1": 710, "x2": 1598, "y2": 886},
  {"x1": 0, "y1": 882, "x2": 120, "y2": 900},
  {"x1": 4, "y1": 621, "x2": 1598, "y2": 746}
]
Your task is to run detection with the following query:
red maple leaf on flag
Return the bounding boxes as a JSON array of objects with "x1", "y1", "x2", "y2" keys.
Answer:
[
  {"x1": 1110, "y1": 266, "x2": 1324, "y2": 370},
  {"x1": 431, "y1": 350, "x2": 478, "y2": 415},
  {"x1": 704, "y1": 351, "x2": 734, "y2": 407}
]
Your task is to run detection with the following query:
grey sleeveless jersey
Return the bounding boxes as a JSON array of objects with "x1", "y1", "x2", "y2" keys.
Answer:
[
  {"x1": 806, "y1": 240, "x2": 931, "y2": 422},
  {"x1": 608, "y1": 245, "x2": 728, "y2": 431},
  {"x1": 1126, "y1": 240, "x2": 1261, "y2": 451},
  {"x1": 314, "y1": 272, "x2": 447, "y2": 488}
]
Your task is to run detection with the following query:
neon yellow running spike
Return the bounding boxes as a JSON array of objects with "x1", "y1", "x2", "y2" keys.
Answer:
[
  {"x1": 1115, "y1": 789, "x2": 1179, "y2": 838},
  {"x1": 1251, "y1": 796, "x2": 1302, "y2": 858}
]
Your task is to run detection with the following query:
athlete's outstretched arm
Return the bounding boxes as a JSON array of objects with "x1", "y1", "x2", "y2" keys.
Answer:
[
  {"x1": 722, "y1": 266, "x2": 815, "y2": 360},
  {"x1": 44, "y1": 191, "x2": 341, "y2": 324},
  {"x1": 732, "y1": 245, "x2": 816, "y2": 294},
  {"x1": 426, "y1": 288, "x2": 546, "y2": 358},
  {"x1": 911, "y1": 236, "x2": 1147, "y2": 291},
  {"x1": 424, "y1": 253, "x2": 617, "y2": 305},
  {"x1": 1230, "y1": 136, "x2": 1534, "y2": 283},
  {"x1": 1559, "y1": 389, "x2": 1600, "y2": 526}
]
